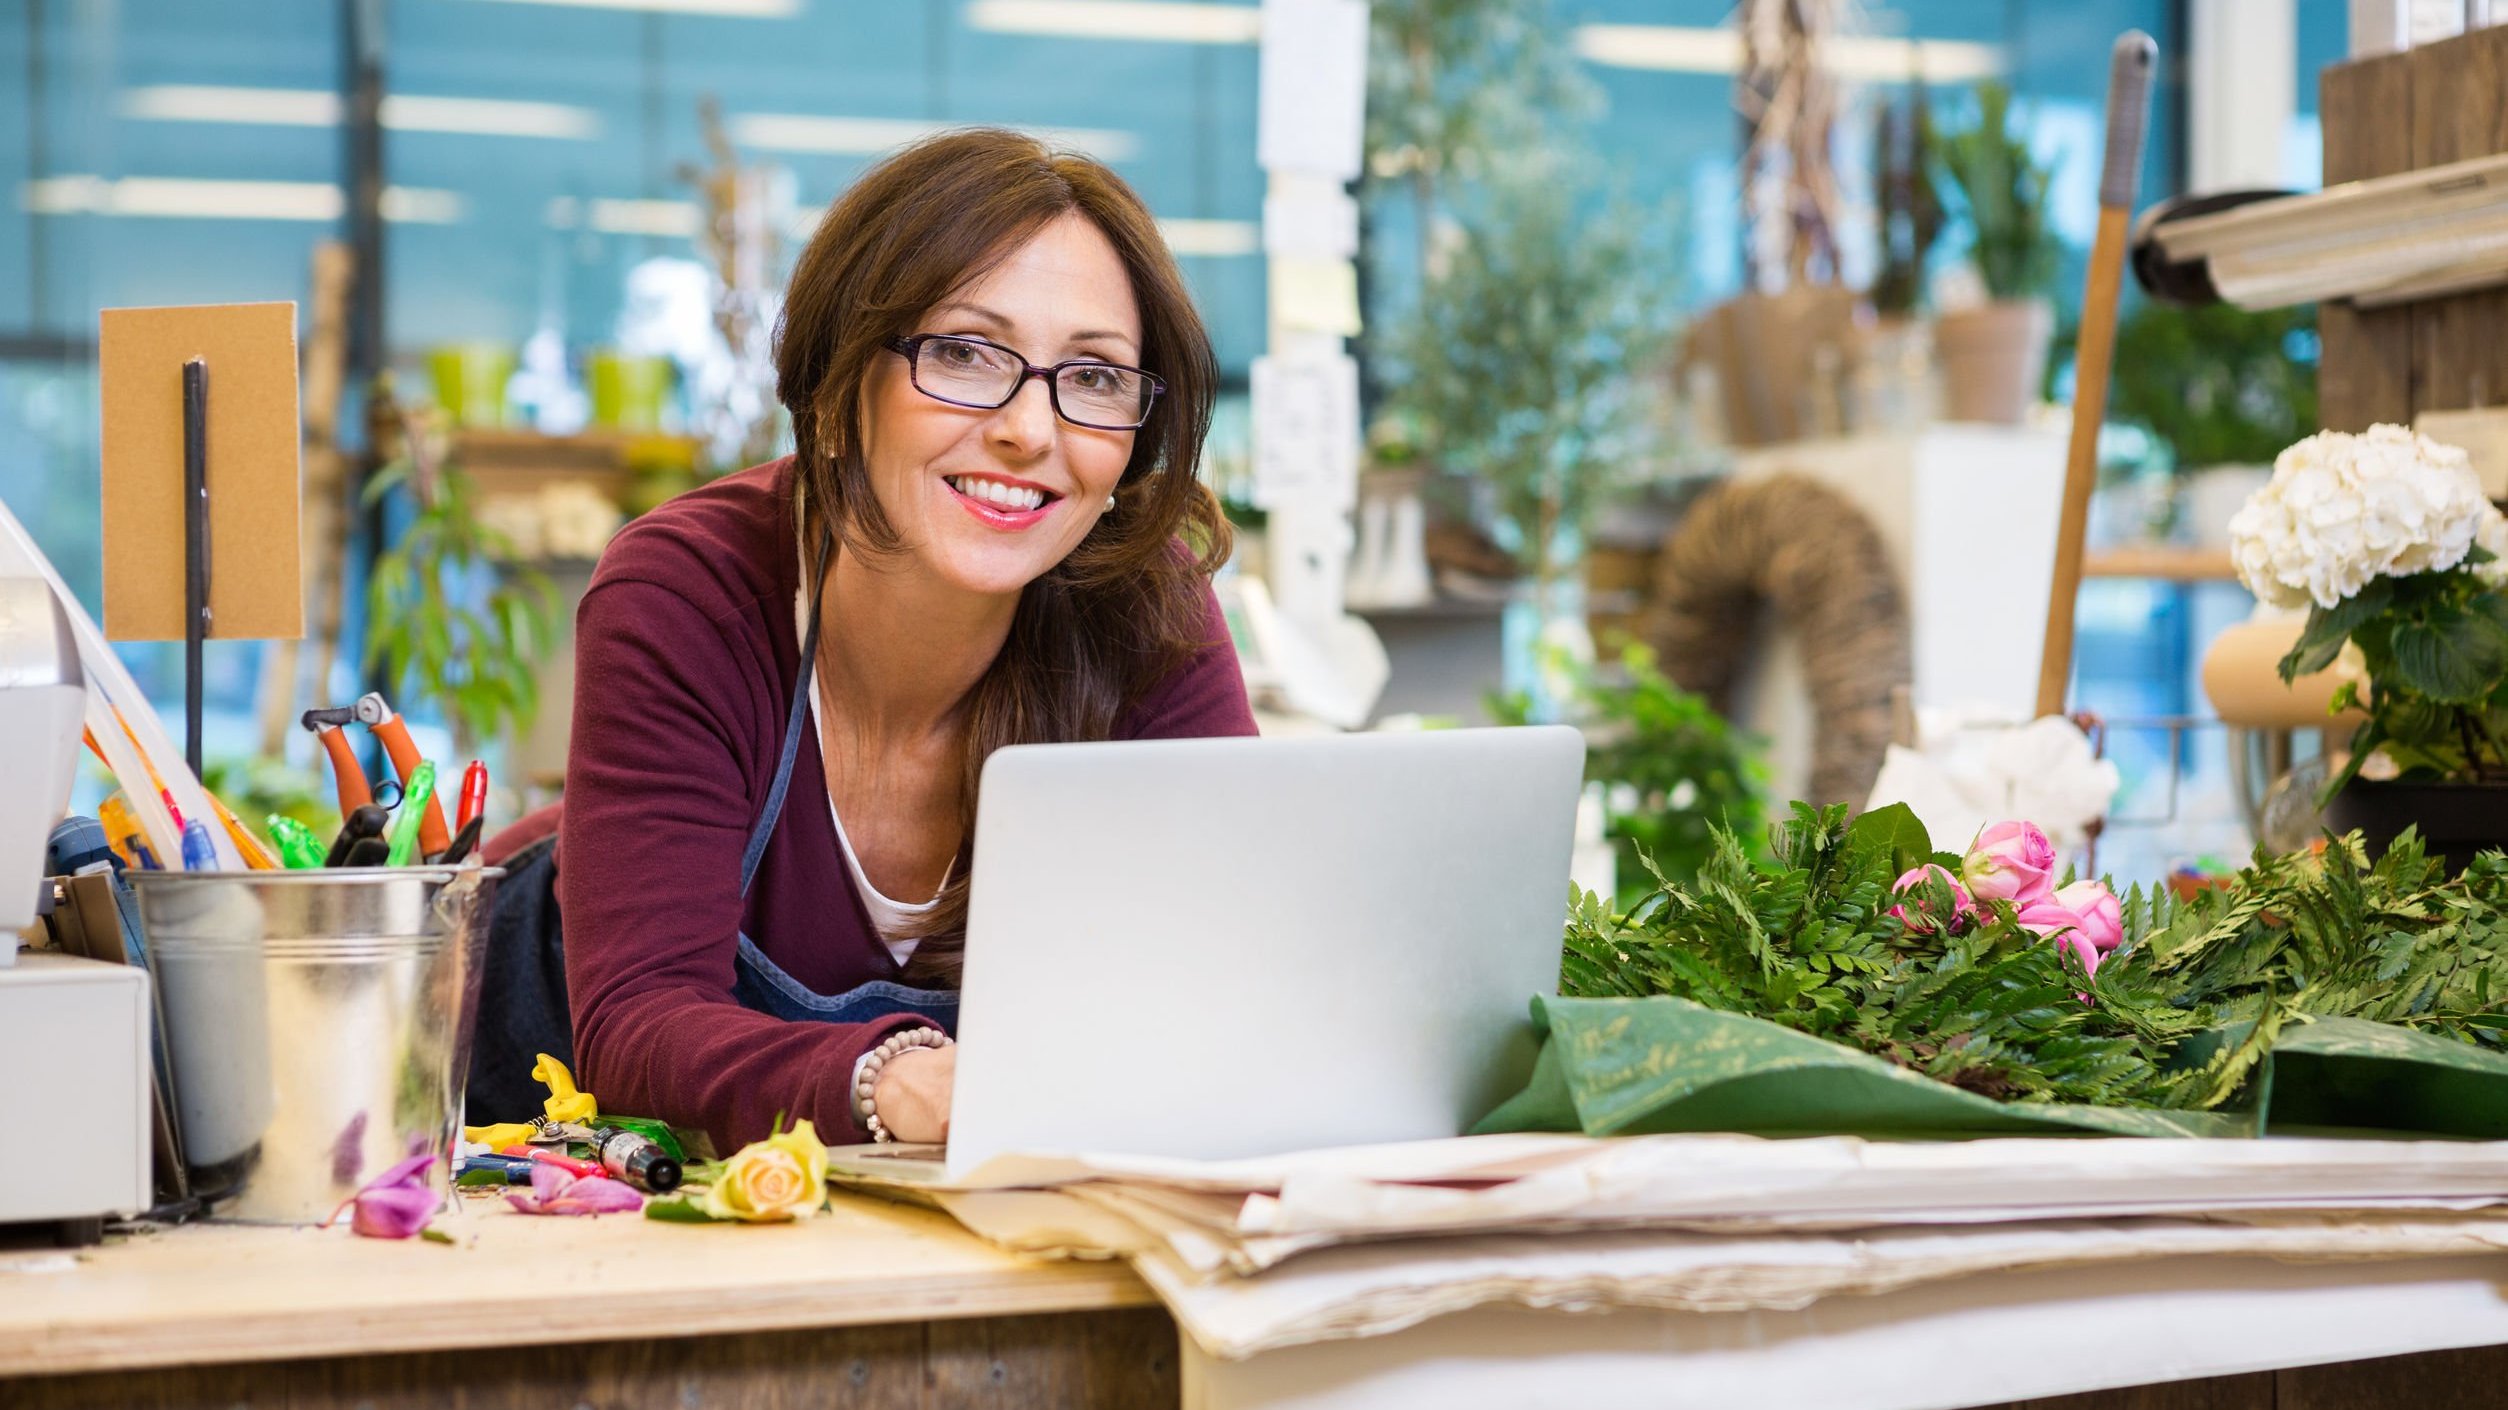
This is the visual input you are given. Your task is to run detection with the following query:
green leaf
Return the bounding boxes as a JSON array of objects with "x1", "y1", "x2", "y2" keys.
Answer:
[
  {"x1": 643, "y1": 1195, "x2": 725, "y2": 1223},
  {"x1": 2280, "y1": 578, "x2": 2394, "y2": 680},
  {"x1": 2389, "y1": 603, "x2": 2508, "y2": 704},
  {"x1": 1847, "y1": 803, "x2": 1934, "y2": 879}
]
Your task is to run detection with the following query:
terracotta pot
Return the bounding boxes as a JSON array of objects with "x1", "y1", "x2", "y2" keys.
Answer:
[
  {"x1": 1932, "y1": 299, "x2": 2052, "y2": 425},
  {"x1": 2323, "y1": 779, "x2": 2508, "y2": 875}
]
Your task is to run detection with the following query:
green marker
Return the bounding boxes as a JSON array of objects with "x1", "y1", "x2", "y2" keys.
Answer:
[
  {"x1": 384, "y1": 761, "x2": 437, "y2": 866},
  {"x1": 265, "y1": 816, "x2": 328, "y2": 870}
]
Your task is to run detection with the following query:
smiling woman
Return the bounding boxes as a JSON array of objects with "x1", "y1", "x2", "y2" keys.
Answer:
[{"x1": 470, "y1": 130, "x2": 1256, "y2": 1155}]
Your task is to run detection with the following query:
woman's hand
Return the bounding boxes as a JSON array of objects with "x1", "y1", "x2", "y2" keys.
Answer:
[{"x1": 871, "y1": 1044, "x2": 955, "y2": 1144}]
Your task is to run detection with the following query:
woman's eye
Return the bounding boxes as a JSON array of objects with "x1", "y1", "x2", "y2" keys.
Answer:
[
  {"x1": 936, "y1": 341, "x2": 979, "y2": 366},
  {"x1": 1070, "y1": 367, "x2": 1107, "y2": 390}
]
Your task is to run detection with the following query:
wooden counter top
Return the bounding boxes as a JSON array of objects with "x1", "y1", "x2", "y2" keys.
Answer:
[{"x1": 2, "y1": 1191, "x2": 1153, "y2": 1378}]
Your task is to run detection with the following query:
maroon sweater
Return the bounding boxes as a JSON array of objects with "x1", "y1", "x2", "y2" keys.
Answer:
[{"x1": 559, "y1": 458, "x2": 1256, "y2": 1151}]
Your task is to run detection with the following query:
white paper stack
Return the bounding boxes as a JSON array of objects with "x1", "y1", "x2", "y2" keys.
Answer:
[{"x1": 830, "y1": 1130, "x2": 2508, "y2": 1366}]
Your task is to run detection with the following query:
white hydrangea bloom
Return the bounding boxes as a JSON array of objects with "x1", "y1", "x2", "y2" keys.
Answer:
[{"x1": 2227, "y1": 424, "x2": 2505, "y2": 610}]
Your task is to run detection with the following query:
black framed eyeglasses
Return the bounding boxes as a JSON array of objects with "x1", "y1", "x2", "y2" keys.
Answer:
[{"x1": 885, "y1": 333, "x2": 1163, "y2": 431}]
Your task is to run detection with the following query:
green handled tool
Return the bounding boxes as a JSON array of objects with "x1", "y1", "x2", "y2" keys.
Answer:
[{"x1": 383, "y1": 760, "x2": 437, "y2": 866}]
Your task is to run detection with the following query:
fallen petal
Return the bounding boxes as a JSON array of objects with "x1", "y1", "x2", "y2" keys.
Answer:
[
  {"x1": 551, "y1": 1177, "x2": 646, "y2": 1215},
  {"x1": 352, "y1": 1183, "x2": 441, "y2": 1239},
  {"x1": 370, "y1": 1153, "x2": 439, "y2": 1191}
]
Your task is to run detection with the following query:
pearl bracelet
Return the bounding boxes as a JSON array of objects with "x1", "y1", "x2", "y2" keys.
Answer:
[{"x1": 855, "y1": 1027, "x2": 952, "y2": 1143}]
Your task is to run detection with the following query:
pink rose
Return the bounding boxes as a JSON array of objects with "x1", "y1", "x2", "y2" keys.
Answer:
[
  {"x1": 1888, "y1": 864, "x2": 1974, "y2": 934},
  {"x1": 2014, "y1": 897, "x2": 2084, "y2": 941},
  {"x1": 2054, "y1": 880, "x2": 2124, "y2": 953},
  {"x1": 1963, "y1": 821, "x2": 2057, "y2": 905}
]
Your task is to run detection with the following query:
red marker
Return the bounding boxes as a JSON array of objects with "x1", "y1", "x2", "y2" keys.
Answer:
[
  {"x1": 501, "y1": 1145, "x2": 602, "y2": 1180},
  {"x1": 458, "y1": 760, "x2": 489, "y2": 831}
]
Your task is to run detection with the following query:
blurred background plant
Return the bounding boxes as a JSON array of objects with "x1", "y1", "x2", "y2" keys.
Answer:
[
  {"x1": 1935, "y1": 82, "x2": 2059, "y2": 304},
  {"x1": 1389, "y1": 159, "x2": 1670, "y2": 607},
  {"x1": 363, "y1": 408, "x2": 559, "y2": 759},
  {"x1": 1496, "y1": 643, "x2": 1766, "y2": 903},
  {"x1": 201, "y1": 756, "x2": 336, "y2": 835},
  {"x1": 1870, "y1": 78, "x2": 1945, "y2": 318},
  {"x1": 2111, "y1": 303, "x2": 2319, "y2": 474}
]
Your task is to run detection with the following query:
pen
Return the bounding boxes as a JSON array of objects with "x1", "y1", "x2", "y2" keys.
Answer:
[
  {"x1": 500, "y1": 1145, "x2": 603, "y2": 1181},
  {"x1": 384, "y1": 760, "x2": 436, "y2": 866},
  {"x1": 455, "y1": 1154, "x2": 538, "y2": 1187},
  {"x1": 265, "y1": 816, "x2": 328, "y2": 870},
  {"x1": 457, "y1": 760, "x2": 488, "y2": 831},
  {"x1": 179, "y1": 819, "x2": 218, "y2": 871}
]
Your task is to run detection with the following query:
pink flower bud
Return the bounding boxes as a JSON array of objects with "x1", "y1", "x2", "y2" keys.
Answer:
[
  {"x1": 2054, "y1": 880, "x2": 2125, "y2": 953},
  {"x1": 1888, "y1": 864, "x2": 1974, "y2": 934},
  {"x1": 1963, "y1": 821, "x2": 2057, "y2": 905}
]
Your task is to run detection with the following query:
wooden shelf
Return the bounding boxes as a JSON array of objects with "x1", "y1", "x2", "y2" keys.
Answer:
[
  {"x1": 2080, "y1": 546, "x2": 2240, "y2": 582},
  {"x1": 451, "y1": 428, "x2": 701, "y2": 505}
]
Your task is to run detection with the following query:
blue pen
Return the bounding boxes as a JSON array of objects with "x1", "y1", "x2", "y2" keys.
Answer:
[{"x1": 179, "y1": 818, "x2": 218, "y2": 871}]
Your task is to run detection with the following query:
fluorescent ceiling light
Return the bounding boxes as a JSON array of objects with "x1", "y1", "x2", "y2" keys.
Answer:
[
  {"x1": 23, "y1": 175, "x2": 462, "y2": 223},
  {"x1": 1158, "y1": 217, "x2": 1258, "y2": 257},
  {"x1": 465, "y1": 0, "x2": 798, "y2": 16},
  {"x1": 121, "y1": 85, "x2": 599, "y2": 139},
  {"x1": 967, "y1": 0, "x2": 1261, "y2": 44},
  {"x1": 546, "y1": 195, "x2": 703, "y2": 237},
  {"x1": 731, "y1": 113, "x2": 1140, "y2": 163},
  {"x1": 2145, "y1": 150, "x2": 2508, "y2": 310},
  {"x1": 1572, "y1": 24, "x2": 2000, "y2": 82}
]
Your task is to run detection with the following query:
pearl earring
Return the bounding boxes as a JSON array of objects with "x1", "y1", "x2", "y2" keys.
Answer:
[{"x1": 1104, "y1": 495, "x2": 1117, "y2": 512}]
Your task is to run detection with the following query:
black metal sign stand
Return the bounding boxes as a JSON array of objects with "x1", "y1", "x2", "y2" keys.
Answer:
[{"x1": 182, "y1": 357, "x2": 210, "y2": 779}]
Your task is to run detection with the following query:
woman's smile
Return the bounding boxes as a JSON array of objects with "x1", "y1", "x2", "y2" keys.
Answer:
[{"x1": 940, "y1": 471, "x2": 1062, "y2": 530}]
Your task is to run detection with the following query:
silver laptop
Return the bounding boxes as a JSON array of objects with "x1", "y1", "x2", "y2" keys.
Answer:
[{"x1": 836, "y1": 726, "x2": 1587, "y2": 1185}]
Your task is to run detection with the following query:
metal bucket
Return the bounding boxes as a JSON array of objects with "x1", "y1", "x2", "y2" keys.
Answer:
[{"x1": 129, "y1": 866, "x2": 501, "y2": 1225}]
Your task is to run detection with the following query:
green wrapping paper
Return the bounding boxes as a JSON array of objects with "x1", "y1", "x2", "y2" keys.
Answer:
[{"x1": 1472, "y1": 996, "x2": 2508, "y2": 1141}]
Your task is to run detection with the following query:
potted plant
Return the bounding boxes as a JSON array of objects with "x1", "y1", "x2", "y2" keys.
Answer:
[
  {"x1": 2232, "y1": 425, "x2": 2508, "y2": 870},
  {"x1": 1386, "y1": 154, "x2": 1666, "y2": 639},
  {"x1": 1933, "y1": 82, "x2": 2060, "y2": 424}
]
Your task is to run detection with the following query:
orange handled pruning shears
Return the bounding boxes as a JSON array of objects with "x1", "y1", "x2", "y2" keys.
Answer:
[
  {"x1": 354, "y1": 692, "x2": 451, "y2": 859},
  {"x1": 301, "y1": 706, "x2": 373, "y2": 816},
  {"x1": 302, "y1": 692, "x2": 451, "y2": 859}
]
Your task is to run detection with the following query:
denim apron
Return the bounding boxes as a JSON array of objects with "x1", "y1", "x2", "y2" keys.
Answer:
[
  {"x1": 728, "y1": 527, "x2": 960, "y2": 1033},
  {"x1": 465, "y1": 527, "x2": 956, "y2": 1123}
]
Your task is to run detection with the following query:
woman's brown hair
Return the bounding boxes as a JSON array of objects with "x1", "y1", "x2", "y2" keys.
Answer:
[{"x1": 774, "y1": 127, "x2": 1232, "y2": 984}]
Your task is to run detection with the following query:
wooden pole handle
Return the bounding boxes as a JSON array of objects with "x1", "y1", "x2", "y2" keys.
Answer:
[
  {"x1": 2037, "y1": 32, "x2": 2156, "y2": 720},
  {"x1": 2036, "y1": 205, "x2": 2133, "y2": 720}
]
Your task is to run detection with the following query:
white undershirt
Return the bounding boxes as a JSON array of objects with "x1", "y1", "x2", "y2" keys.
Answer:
[{"x1": 795, "y1": 532, "x2": 944, "y2": 968}]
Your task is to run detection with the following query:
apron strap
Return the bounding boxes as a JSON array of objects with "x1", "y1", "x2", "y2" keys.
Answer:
[{"x1": 742, "y1": 520, "x2": 833, "y2": 897}]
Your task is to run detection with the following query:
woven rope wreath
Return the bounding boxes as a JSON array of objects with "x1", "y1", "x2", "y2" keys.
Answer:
[{"x1": 1640, "y1": 472, "x2": 1912, "y2": 808}]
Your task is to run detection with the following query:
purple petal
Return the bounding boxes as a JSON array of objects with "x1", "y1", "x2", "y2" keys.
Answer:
[
  {"x1": 351, "y1": 1184, "x2": 440, "y2": 1238},
  {"x1": 550, "y1": 1177, "x2": 645, "y2": 1214},
  {"x1": 367, "y1": 1153, "x2": 440, "y2": 1192},
  {"x1": 503, "y1": 1162, "x2": 572, "y2": 1215}
]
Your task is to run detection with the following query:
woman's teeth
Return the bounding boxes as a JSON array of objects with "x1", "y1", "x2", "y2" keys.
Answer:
[{"x1": 948, "y1": 476, "x2": 1050, "y2": 512}]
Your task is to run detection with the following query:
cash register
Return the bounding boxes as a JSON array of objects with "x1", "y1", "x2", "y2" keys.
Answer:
[{"x1": 0, "y1": 577, "x2": 153, "y2": 1243}]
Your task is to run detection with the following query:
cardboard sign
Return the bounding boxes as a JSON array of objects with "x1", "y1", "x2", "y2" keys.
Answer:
[{"x1": 99, "y1": 303, "x2": 304, "y2": 641}]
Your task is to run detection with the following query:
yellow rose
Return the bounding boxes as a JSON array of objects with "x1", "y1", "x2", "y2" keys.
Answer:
[{"x1": 698, "y1": 1119, "x2": 829, "y2": 1222}]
